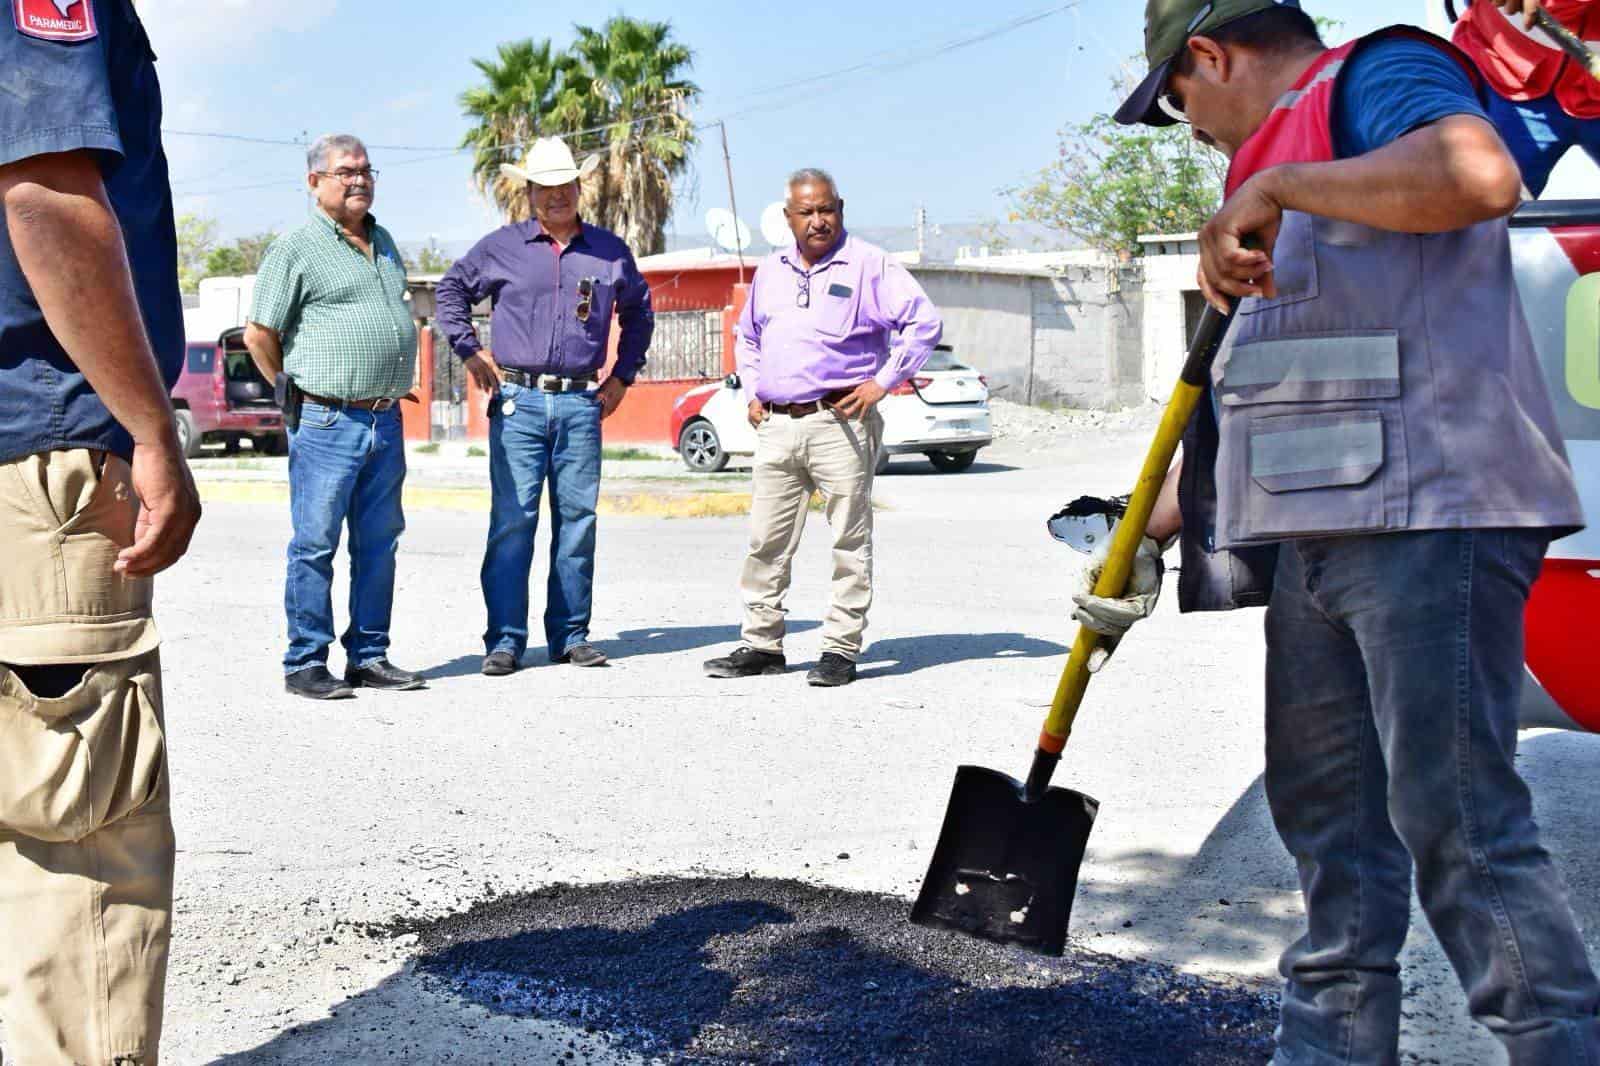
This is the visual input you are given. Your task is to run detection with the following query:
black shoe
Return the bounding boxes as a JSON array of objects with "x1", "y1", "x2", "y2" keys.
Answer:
[
  {"x1": 286, "y1": 665, "x2": 356, "y2": 701},
  {"x1": 806, "y1": 652, "x2": 857, "y2": 687},
  {"x1": 557, "y1": 643, "x2": 608, "y2": 667},
  {"x1": 482, "y1": 651, "x2": 519, "y2": 676},
  {"x1": 345, "y1": 658, "x2": 426, "y2": 691},
  {"x1": 703, "y1": 646, "x2": 786, "y2": 679}
]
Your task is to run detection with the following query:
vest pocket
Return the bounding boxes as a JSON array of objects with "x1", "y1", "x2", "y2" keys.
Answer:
[{"x1": 1234, "y1": 409, "x2": 1409, "y2": 540}]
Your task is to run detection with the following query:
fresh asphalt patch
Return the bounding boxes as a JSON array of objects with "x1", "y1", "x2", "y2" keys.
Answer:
[{"x1": 393, "y1": 876, "x2": 1277, "y2": 1065}]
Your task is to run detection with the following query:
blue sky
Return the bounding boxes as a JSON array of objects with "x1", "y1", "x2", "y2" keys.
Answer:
[{"x1": 139, "y1": 0, "x2": 1597, "y2": 247}]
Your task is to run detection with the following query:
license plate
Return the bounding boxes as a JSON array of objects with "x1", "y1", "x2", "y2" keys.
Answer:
[{"x1": 945, "y1": 420, "x2": 978, "y2": 433}]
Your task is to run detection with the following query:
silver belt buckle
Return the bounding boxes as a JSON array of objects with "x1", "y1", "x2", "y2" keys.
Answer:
[{"x1": 371, "y1": 397, "x2": 396, "y2": 412}]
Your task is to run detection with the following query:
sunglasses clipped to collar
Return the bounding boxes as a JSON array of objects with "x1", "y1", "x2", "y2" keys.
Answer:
[{"x1": 576, "y1": 276, "x2": 598, "y2": 322}]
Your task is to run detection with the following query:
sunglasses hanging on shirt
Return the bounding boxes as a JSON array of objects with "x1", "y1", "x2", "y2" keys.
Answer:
[
  {"x1": 576, "y1": 277, "x2": 597, "y2": 322},
  {"x1": 795, "y1": 272, "x2": 811, "y2": 309}
]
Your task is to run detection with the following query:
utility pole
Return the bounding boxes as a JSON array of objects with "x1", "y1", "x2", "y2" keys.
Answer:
[
  {"x1": 717, "y1": 122, "x2": 747, "y2": 279},
  {"x1": 915, "y1": 204, "x2": 927, "y2": 259}
]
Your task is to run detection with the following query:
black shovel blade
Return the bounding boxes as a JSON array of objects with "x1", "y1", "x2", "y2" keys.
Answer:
[{"x1": 911, "y1": 765, "x2": 1098, "y2": 956}]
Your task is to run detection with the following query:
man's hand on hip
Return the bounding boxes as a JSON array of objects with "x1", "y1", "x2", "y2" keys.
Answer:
[
  {"x1": 115, "y1": 434, "x2": 202, "y2": 578},
  {"x1": 747, "y1": 399, "x2": 769, "y2": 428},
  {"x1": 830, "y1": 380, "x2": 888, "y2": 420},
  {"x1": 597, "y1": 376, "x2": 627, "y2": 419},
  {"x1": 1197, "y1": 175, "x2": 1281, "y2": 312},
  {"x1": 464, "y1": 351, "x2": 501, "y2": 393}
]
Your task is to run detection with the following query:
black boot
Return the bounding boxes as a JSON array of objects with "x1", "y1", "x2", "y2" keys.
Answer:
[
  {"x1": 703, "y1": 647, "x2": 786, "y2": 678},
  {"x1": 286, "y1": 665, "x2": 356, "y2": 700},
  {"x1": 806, "y1": 652, "x2": 856, "y2": 687}
]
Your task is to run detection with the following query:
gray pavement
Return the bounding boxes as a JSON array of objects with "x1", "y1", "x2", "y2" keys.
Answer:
[{"x1": 69, "y1": 426, "x2": 1600, "y2": 1062}]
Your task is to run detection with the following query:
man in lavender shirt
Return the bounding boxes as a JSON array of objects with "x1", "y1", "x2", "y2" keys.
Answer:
[{"x1": 703, "y1": 169, "x2": 943, "y2": 687}]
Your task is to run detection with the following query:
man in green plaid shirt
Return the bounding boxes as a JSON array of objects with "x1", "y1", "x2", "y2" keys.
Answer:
[{"x1": 244, "y1": 133, "x2": 425, "y2": 701}]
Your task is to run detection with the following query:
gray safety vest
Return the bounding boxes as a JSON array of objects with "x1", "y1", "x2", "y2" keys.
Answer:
[{"x1": 1178, "y1": 210, "x2": 1584, "y2": 613}]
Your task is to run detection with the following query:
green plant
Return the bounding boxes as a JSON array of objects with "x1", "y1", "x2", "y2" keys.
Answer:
[
  {"x1": 415, "y1": 442, "x2": 441, "y2": 454},
  {"x1": 466, "y1": 445, "x2": 486, "y2": 457}
]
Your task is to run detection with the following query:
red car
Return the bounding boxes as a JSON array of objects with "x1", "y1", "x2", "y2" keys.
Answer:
[{"x1": 172, "y1": 327, "x2": 284, "y2": 457}]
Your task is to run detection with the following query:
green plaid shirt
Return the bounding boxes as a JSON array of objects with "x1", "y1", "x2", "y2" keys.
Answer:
[{"x1": 250, "y1": 210, "x2": 418, "y2": 399}]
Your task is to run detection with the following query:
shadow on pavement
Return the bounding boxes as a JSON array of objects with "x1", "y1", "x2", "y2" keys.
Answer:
[
  {"x1": 605, "y1": 621, "x2": 821, "y2": 660},
  {"x1": 852, "y1": 631, "x2": 1068, "y2": 678}
]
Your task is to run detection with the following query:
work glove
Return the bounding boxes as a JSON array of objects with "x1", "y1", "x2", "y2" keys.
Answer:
[{"x1": 1071, "y1": 534, "x2": 1164, "y2": 672}]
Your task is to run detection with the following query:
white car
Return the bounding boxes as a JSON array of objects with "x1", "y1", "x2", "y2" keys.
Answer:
[{"x1": 672, "y1": 345, "x2": 993, "y2": 473}]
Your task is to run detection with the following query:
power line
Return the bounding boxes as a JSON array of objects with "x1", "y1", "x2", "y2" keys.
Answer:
[{"x1": 165, "y1": 1, "x2": 1080, "y2": 198}]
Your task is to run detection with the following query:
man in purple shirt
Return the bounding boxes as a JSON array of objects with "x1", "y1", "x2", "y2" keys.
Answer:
[
  {"x1": 703, "y1": 168, "x2": 942, "y2": 687},
  {"x1": 435, "y1": 138, "x2": 654, "y2": 676}
]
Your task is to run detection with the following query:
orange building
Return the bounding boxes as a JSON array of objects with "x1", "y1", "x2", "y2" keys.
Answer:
[{"x1": 404, "y1": 253, "x2": 752, "y2": 447}]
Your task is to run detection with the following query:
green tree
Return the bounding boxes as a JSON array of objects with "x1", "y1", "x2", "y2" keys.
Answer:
[
  {"x1": 175, "y1": 212, "x2": 218, "y2": 293},
  {"x1": 459, "y1": 39, "x2": 587, "y2": 217},
  {"x1": 458, "y1": 18, "x2": 700, "y2": 255},
  {"x1": 198, "y1": 230, "x2": 278, "y2": 281},
  {"x1": 564, "y1": 16, "x2": 700, "y2": 256},
  {"x1": 1006, "y1": 114, "x2": 1222, "y2": 259},
  {"x1": 405, "y1": 238, "x2": 455, "y2": 274}
]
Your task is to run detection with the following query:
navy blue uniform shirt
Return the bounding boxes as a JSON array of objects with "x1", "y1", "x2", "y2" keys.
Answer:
[
  {"x1": 1333, "y1": 35, "x2": 1490, "y2": 158},
  {"x1": 0, "y1": 0, "x2": 182, "y2": 464},
  {"x1": 434, "y1": 219, "x2": 654, "y2": 384}
]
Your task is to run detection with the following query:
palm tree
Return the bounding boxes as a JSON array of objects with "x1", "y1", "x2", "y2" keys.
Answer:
[
  {"x1": 566, "y1": 17, "x2": 700, "y2": 255},
  {"x1": 458, "y1": 39, "x2": 586, "y2": 217}
]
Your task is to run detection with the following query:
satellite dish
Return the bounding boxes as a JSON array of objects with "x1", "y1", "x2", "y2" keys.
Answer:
[
  {"x1": 759, "y1": 202, "x2": 790, "y2": 248},
  {"x1": 705, "y1": 208, "x2": 752, "y2": 254}
]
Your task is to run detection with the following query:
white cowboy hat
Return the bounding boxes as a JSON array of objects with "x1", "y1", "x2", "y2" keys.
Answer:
[{"x1": 499, "y1": 137, "x2": 599, "y2": 187}]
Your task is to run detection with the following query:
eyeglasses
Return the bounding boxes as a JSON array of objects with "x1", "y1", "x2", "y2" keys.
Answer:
[
  {"x1": 316, "y1": 167, "x2": 379, "y2": 184},
  {"x1": 1158, "y1": 86, "x2": 1189, "y2": 124},
  {"x1": 576, "y1": 277, "x2": 596, "y2": 322},
  {"x1": 795, "y1": 271, "x2": 811, "y2": 309}
]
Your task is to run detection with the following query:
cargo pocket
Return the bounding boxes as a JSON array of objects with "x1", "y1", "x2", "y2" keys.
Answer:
[
  {"x1": 1237, "y1": 410, "x2": 1407, "y2": 539},
  {"x1": 1218, "y1": 331, "x2": 1409, "y2": 543},
  {"x1": 0, "y1": 652, "x2": 166, "y2": 843}
]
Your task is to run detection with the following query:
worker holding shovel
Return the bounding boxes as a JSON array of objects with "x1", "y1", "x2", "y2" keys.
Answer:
[{"x1": 1101, "y1": 2, "x2": 1600, "y2": 1062}]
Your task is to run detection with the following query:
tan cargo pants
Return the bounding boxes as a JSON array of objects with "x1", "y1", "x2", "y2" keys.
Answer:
[
  {"x1": 0, "y1": 450, "x2": 173, "y2": 1066},
  {"x1": 739, "y1": 407, "x2": 882, "y2": 660}
]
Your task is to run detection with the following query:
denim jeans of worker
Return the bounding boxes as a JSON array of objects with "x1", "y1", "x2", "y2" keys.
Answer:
[
  {"x1": 1485, "y1": 89, "x2": 1600, "y2": 198},
  {"x1": 1264, "y1": 530, "x2": 1600, "y2": 1066},
  {"x1": 284, "y1": 403, "x2": 407, "y2": 674},
  {"x1": 481, "y1": 383, "x2": 602, "y2": 662}
]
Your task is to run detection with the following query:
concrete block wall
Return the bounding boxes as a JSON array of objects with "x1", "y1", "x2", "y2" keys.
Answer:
[{"x1": 910, "y1": 261, "x2": 1147, "y2": 410}]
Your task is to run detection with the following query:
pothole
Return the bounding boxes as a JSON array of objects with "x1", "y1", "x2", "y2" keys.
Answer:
[{"x1": 393, "y1": 876, "x2": 1276, "y2": 1064}]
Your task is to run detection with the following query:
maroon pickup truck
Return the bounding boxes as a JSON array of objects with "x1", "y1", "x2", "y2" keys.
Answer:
[{"x1": 172, "y1": 326, "x2": 285, "y2": 457}]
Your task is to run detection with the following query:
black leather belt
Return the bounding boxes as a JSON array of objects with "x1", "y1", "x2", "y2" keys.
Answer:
[
  {"x1": 765, "y1": 387, "x2": 856, "y2": 418},
  {"x1": 300, "y1": 390, "x2": 400, "y2": 411},
  {"x1": 500, "y1": 368, "x2": 595, "y2": 392}
]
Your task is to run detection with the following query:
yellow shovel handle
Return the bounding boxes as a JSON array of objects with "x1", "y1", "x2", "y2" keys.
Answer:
[{"x1": 1038, "y1": 302, "x2": 1236, "y2": 752}]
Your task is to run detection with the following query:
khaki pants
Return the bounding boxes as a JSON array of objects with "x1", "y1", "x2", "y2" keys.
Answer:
[
  {"x1": 0, "y1": 450, "x2": 173, "y2": 1066},
  {"x1": 739, "y1": 408, "x2": 881, "y2": 660}
]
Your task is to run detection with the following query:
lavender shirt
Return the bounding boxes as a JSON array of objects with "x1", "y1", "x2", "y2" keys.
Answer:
[{"x1": 737, "y1": 234, "x2": 942, "y2": 404}]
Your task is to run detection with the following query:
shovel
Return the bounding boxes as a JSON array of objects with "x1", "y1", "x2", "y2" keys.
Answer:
[{"x1": 911, "y1": 300, "x2": 1238, "y2": 955}]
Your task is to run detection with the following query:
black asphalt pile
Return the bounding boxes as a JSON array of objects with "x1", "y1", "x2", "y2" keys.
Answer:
[{"x1": 397, "y1": 876, "x2": 1277, "y2": 1065}]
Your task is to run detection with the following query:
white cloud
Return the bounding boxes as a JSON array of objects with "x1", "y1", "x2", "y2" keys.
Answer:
[{"x1": 135, "y1": 0, "x2": 338, "y2": 62}]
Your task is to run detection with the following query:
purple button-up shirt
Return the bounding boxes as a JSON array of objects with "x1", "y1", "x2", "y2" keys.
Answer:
[
  {"x1": 435, "y1": 219, "x2": 654, "y2": 383},
  {"x1": 737, "y1": 233, "x2": 942, "y2": 404}
]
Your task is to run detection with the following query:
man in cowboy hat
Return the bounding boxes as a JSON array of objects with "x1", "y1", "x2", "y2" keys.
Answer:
[
  {"x1": 1093, "y1": 2, "x2": 1600, "y2": 1063},
  {"x1": 436, "y1": 137, "x2": 654, "y2": 676}
]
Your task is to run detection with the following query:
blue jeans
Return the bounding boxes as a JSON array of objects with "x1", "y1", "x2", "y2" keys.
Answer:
[
  {"x1": 1486, "y1": 89, "x2": 1600, "y2": 198},
  {"x1": 1264, "y1": 530, "x2": 1600, "y2": 1066},
  {"x1": 283, "y1": 403, "x2": 406, "y2": 674},
  {"x1": 481, "y1": 384, "x2": 602, "y2": 661}
]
